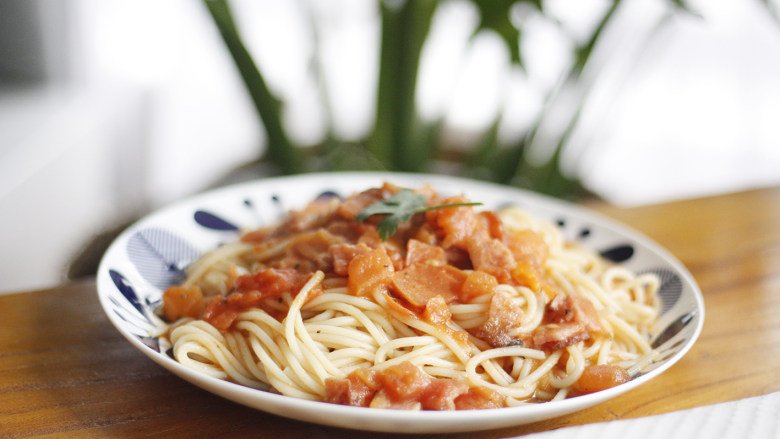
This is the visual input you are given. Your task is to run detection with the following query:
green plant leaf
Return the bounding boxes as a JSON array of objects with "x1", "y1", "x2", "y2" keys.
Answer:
[
  {"x1": 203, "y1": 0, "x2": 305, "y2": 174},
  {"x1": 357, "y1": 189, "x2": 481, "y2": 240},
  {"x1": 369, "y1": 0, "x2": 438, "y2": 172},
  {"x1": 472, "y1": 0, "x2": 540, "y2": 67}
]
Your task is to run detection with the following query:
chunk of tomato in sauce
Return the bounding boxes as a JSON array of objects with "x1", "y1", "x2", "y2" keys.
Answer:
[
  {"x1": 325, "y1": 367, "x2": 380, "y2": 407},
  {"x1": 162, "y1": 285, "x2": 205, "y2": 321},
  {"x1": 203, "y1": 268, "x2": 312, "y2": 331},
  {"x1": 461, "y1": 270, "x2": 498, "y2": 301},
  {"x1": 201, "y1": 296, "x2": 242, "y2": 332},
  {"x1": 454, "y1": 386, "x2": 505, "y2": 410},
  {"x1": 573, "y1": 364, "x2": 631, "y2": 395},
  {"x1": 405, "y1": 239, "x2": 446, "y2": 267},
  {"x1": 347, "y1": 246, "x2": 394, "y2": 297}
]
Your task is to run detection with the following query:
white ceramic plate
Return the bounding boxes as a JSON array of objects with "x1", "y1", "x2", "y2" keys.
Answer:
[{"x1": 97, "y1": 172, "x2": 704, "y2": 433}]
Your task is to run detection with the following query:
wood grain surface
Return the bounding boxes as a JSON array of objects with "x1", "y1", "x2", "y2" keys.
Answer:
[{"x1": 2, "y1": 186, "x2": 779, "y2": 438}]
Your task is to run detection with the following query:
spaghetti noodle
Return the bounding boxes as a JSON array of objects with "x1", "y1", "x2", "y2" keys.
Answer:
[{"x1": 160, "y1": 183, "x2": 660, "y2": 410}]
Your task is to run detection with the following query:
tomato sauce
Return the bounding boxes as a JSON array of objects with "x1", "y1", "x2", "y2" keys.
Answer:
[{"x1": 325, "y1": 361, "x2": 503, "y2": 410}]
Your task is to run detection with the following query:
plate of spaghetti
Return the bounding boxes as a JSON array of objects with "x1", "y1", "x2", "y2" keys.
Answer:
[{"x1": 97, "y1": 172, "x2": 703, "y2": 433}]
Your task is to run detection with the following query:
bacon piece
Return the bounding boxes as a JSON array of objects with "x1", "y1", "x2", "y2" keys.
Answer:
[
  {"x1": 330, "y1": 243, "x2": 372, "y2": 276},
  {"x1": 417, "y1": 375, "x2": 470, "y2": 411},
  {"x1": 573, "y1": 364, "x2": 630, "y2": 394},
  {"x1": 473, "y1": 290, "x2": 524, "y2": 347},
  {"x1": 356, "y1": 362, "x2": 469, "y2": 410},
  {"x1": 478, "y1": 211, "x2": 504, "y2": 240},
  {"x1": 391, "y1": 263, "x2": 467, "y2": 308},
  {"x1": 525, "y1": 293, "x2": 604, "y2": 350},
  {"x1": 338, "y1": 188, "x2": 385, "y2": 220},
  {"x1": 273, "y1": 229, "x2": 345, "y2": 272},
  {"x1": 531, "y1": 322, "x2": 589, "y2": 351},
  {"x1": 570, "y1": 295, "x2": 603, "y2": 334},
  {"x1": 405, "y1": 239, "x2": 446, "y2": 267},
  {"x1": 548, "y1": 294, "x2": 603, "y2": 334},
  {"x1": 325, "y1": 368, "x2": 380, "y2": 407},
  {"x1": 370, "y1": 362, "x2": 432, "y2": 409},
  {"x1": 424, "y1": 197, "x2": 534, "y2": 286},
  {"x1": 269, "y1": 196, "x2": 339, "y2": 238},
  {"x1": 233, "y1": 268, "x2": 308, "y2": 297},
  {"x1": 202, "y1": 269, "x2": 312, "y2": 331},
  {"x1": 465, "y1": 236, "x2": 517, "y2": 284},
  {"x1": 347, "y1": 246, "x2": 394, "y2": 297},
  {"x1": 425, "y1": 195, "x2": 482, "y2": 249}
]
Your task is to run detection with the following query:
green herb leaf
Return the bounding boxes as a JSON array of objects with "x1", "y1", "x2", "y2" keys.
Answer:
[{"x1": 357, "y1": 189, "x2": 482, "y2": 240}]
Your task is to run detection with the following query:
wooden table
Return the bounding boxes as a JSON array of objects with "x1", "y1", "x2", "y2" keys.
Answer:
[{"x1": 3, "y1": 186, "x2": 780, "y2": 438}]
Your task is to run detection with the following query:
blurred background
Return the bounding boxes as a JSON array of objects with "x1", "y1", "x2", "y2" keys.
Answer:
[{"x1": 1, "y1": 0, "x2": 779, "y2": 293}]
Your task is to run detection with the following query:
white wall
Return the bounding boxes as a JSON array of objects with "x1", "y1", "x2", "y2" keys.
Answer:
[{"x1": 0, "y1": 85, "x2": 147, "y2": 293}]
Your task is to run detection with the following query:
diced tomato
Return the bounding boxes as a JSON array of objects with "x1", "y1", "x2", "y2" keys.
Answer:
[
  {"x1": 234, "y1": 268, "x2": 308, "y2": 298},
  {"x1": 461, "y1": 270, "x2": 498, "y2": 301},
  {"x1": 375, "y1": 361, "x2": 431, "y2": 401},
  {"x1": 418, "y1": 374, "x2": 470, "y2": 411},
  {"x1": 573, "y1": 364, "x2": 630, "y2": 394},
  {"x1": 504, "y1": 229, "x2": 549, "y2": 267},
  {"x1": 347, "y1": 246, "x2": 394, "y2": 297},
  {"x1": 421, "y1": 295, "x2": 452, "y2": 326},
  {"x1": 162, "y1": 285, "x2": 205, "y2": 321},
  {"x1": 411, "y1": 223, "x2": 438, "y2": 246},
  {"x1": 327, "y1": 362, "x2": 498, "y2": 410},
  {"x1": 454, "y1": 386, "x2": 505, "y2": 410},
  {"x1": 405, "y1": 239, "x2": 446, "y2": 267},
  {"x1": 201, "y1": 268, "x2": 312, "y2": 330},
  {"x1": 368, "y1": 362, "x2": 471, "y2": 410},
  {"x1": 478, "y1": 211, "x2": 504, "y2": 240},
  {"x1": 325, "y1": 368, "x2": 380, "y2": 407},
  {"x1": 425, "y1": 195, "x2": 483, "y2": 249},
  {"x1": 511, "y1": 261, "x2": 543, "y2": 291},
  {"x1": 201, "y1": 296, "x2": 242, "y2": 331}
]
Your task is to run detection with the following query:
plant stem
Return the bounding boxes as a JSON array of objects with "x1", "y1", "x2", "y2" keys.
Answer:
[
  {"x1": 500, "y1": 0, "x2": 623, "y2": 194},
  {"x1": 203, "y1": 0, "x2": 305, "y2": 174},
  {"x1": 369, "y1": 0, "x2": 438, "y2": 171}
]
